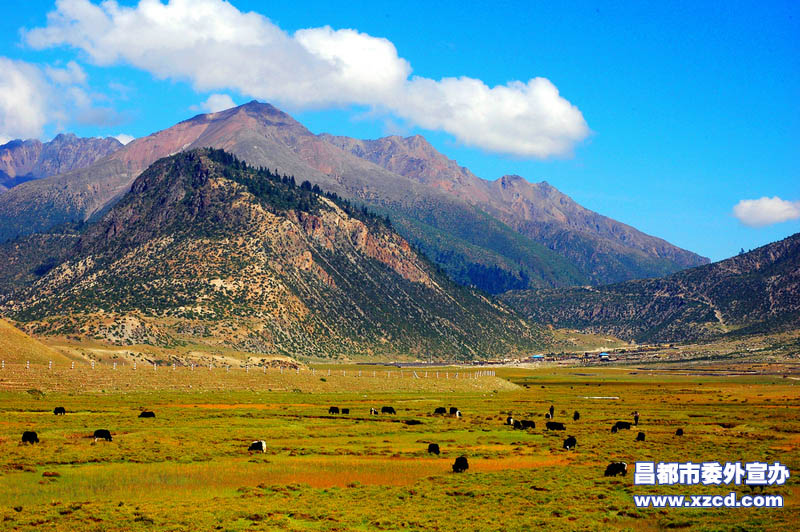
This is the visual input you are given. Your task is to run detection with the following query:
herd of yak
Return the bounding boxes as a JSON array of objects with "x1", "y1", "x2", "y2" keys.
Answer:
[{"x1": 18, "y1": 404, "x2": 685, "y2": 478}]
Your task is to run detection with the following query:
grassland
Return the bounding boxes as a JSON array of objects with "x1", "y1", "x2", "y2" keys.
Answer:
[{"x1": 0, "y1": 363, "x2": 798, "y2": 531}]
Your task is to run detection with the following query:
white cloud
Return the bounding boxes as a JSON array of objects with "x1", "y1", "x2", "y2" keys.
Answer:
[
  {"x1": 198, "y1": 93, "x2": 236, "y2": 113},
  {"x1": 114, "y1": 133, "x2": 134, "y2": 145},
  {"x1": 0, "y1": 57, "x2": 53, "y2": 140},
  {"x1": 45, "y1": 60, "x2": 87, "y2": 85},
  {"x1": 24, "y1": 0, "x2": 589, "y2": 157},
  {"x1": 733, "y1": 196, "x2": 800, "y2": 227},
  {"x1": 0, "y1": 55, "x2": 119, "y2": 141}
]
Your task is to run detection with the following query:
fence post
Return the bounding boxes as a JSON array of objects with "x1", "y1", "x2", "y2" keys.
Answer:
[
  {"x1": 91, "y1": 360, "x2": 94, "y2": 370},
  {"x1": 113, "y1": 362, "x2": 117, "y2": 370},
  {"x1": 133, "y1": 362, "x2": 136, "y2": 370},
  {"x1": 49, "y1": 361, "x2": 52, "y2": 370}
]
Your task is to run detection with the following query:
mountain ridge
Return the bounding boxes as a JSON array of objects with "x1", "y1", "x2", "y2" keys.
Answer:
[
  {"x1": 500, "y1": 233, "x2": 800, "y2": 343},
  {"x1": 2, "y1": 149, "x2": 546, "y2": 360},
  {"x1": 321, "y1": 132, "x2": 709, "y2": 285},
  {"x1": 0, "y1": 101, "x2": 706, "y2": 292},
  {"x1": 0, "y1": 133, "x2": 122, "y2": 190}
]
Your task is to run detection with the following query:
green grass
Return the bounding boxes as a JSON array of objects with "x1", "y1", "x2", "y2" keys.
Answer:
[{"x1": 0, "y1": 365, "x2": 797, "y2": 531}]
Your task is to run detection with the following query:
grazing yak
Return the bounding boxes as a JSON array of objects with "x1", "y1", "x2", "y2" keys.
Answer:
[
  {"x1": 341, "y1": 408, "x2": 349, "y2": 415},
  {"x1": 328, "y1": 406, "x2": 340, "y2": 415},
  {"x1": 675, "y1": 428, "x2": 684, "y2": 436},
  {"x1": 53, "y1": 407, "x2": 66, "y2": 415},
  {"x1": 434, "y1": 407, "x2": 447, "y2": 415},
  {"x1": 370, "y1": 408, "x2": 378, "y2": 415},
  {"x1": 93, "y1": 429, "x2": 112, "y2": 442},
  {"x1": 521, "y1": 420, "x2": 535, "y2": 429},
  {"x1": 604, "y1": 462, "x2": 628, "y2": 477},
  {"x1": 573, "y1": 411, "x2": 580, "y2": 421},
  {"x1": 454, "y1": 410, "x2": 462, "y2": 418},
  {"x1": 428, "y1": 443, "x2": 440, "y2": 455},
  {"x1": 513, "y1": 420, "x2": 523, "y2": 430},
  {"x1": 506, "y1": 416, "x2": 514, "y2": 426},
  {"x1": 546, "y1": 421, "x2": 566, "y2": 431},
  {"x1": 449, "y1": 407, "x2": 459, "y2": 415},
  {"x1": 563, "y1": 436, "x2": 577, "y2": 450},
  {"x1": 21, "y1": 431, "x2": 39, "y2": 444},
  {"x1": 636, "y1": 432, "x2": 646, "y2": 442},
  {"x1": 545, "y1": 412, "x2": 551, "y2": 419},
  {"x1": 381, "y1": 406, "x2": 396, "y2": 415},
  {"x1": 611, "y1": 425, "x2": 618, "y2": 433},
  {"x1": 452, "y1": 456, "x2": 469, "y2": 473},
  {"x1": 248, "y1": 440, "x2": 266, "y2": 453},
  {"x1": 614, "y1": 421, "x2": 632, "y2": 431},
  {"x1": 138, "y1": 411, "x2": 156, "y2": 418}
]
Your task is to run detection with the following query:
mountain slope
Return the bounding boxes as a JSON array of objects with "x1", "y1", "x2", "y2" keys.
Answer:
[
  {"x1": 0, "y1": 134, "x2": 122, "y2": 190},
  {"x1": 322, "y1": 134, "x2": 708, "y2": 284},
  {"x1": 0, "y1": 102, "x2": 582, "y2": 293},
  {"x1": 0, "y1": 101, "x2": 706, "y2": 293},
  {"x1": 500, "y1": 233, "x2": 800, "y2": 343},
  {"x1": 2, "y1": 149, "x2": 546, "y2": 360},
  {"x1": 0, "y1": 318, "x2": 71, "y2": 365}
]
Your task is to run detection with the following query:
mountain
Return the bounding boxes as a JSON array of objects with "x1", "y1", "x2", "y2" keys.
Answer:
[
  {"x1": 0, "y1": 101, "x2": 705, "y2": 293},
  {"x1": 500, "y1": 233, "x2": 800, "y2": 343},
  {"x1": 0, "y1": 134, "x2": 122, "y2": 190},
  {"x1": 0, "y1": 102, "x2": 583, "y2": 292},
  {"x1": 321, "y1": 134, "x2": 708, "y2": 285},
  {"x1": 0, "y1": 149, "x2": 546, "y2": 360}
]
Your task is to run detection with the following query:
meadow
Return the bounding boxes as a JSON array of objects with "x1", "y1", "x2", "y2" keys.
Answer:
[{"x1": 0, "y1": 363, "x2": 798, "y2": 531}]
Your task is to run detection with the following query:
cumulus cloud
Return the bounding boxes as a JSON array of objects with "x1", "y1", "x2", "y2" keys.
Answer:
[
  {"x1": 45, "y1": 60, "x2": 87, "y2": 85},
  {"x1": 24, "y1": 0, "x2": 589, "y2": 157},
  {"x1": 197, "y1": 93, "x2": 236, "y2": 113},
  {"x1": 733, "y1": 196, "x2": 800, "y2": 227},
  {"x1": 0, "y1": 55, "x2": 118, "y2": 141},
  {"x1": 113, "y1": 133, "x2": 135, "y2": 145},
  {"x1": 0, "y1": 57, "x2": 53, "y2": 140}
]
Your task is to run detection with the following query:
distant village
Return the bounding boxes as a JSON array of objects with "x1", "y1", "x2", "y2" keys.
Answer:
[{"x1": 470, "y1": 344, "x2": 681, "y2": 366}]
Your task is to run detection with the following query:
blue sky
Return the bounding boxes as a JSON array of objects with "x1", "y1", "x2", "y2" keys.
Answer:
[{"x1": 0, "y1": 0, "x2": 798, "y2": 261}]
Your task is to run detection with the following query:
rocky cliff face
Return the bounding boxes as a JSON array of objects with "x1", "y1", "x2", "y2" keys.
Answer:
[
  {"x1": 0, "y1": 134, "x2": 122, "y2": 190},
  {"x1": 2, "y1": 149, "x2": 545, "y2": 360}
]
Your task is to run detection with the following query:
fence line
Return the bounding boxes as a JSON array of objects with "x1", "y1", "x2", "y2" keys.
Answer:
[{"x1": 0, "y1": 360, "x2": 497, "y2": 378}]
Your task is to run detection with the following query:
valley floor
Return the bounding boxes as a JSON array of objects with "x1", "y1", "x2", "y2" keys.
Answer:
[{"x1": 0, "y1": 365, "x2": 798, "y2": 531}]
